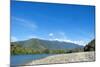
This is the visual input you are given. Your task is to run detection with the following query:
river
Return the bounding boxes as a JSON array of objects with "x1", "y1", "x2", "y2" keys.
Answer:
[{"x1": 11, "y1": 54, "x2": 54, "y2": 65}]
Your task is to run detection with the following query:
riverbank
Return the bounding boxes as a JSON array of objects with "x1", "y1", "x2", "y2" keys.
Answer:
[{"x1": 20, "y1": 51, "x2": 95, "y2": 66}]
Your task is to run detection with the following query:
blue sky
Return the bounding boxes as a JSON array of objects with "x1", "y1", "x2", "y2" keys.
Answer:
[{"x1": 11, "y1": 1, "x2": 95, "y2": 46}]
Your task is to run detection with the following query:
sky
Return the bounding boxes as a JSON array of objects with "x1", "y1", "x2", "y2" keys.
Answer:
[{"x1": 11, "y1": 1, "x2": 95, "y2": 46}]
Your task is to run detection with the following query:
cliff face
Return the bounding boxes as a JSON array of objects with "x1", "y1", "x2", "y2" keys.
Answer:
[{"x1": 84, "y1": 39, "x2": 95, "y2": 51}]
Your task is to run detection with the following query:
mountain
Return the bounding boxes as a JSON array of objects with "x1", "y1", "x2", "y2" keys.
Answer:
[
  {"x1": 11, "y1": 38, "x2": 83, "y2": 50},
  {"x1": 84, "y1": 39, "x2": 95, "y2": 51}
]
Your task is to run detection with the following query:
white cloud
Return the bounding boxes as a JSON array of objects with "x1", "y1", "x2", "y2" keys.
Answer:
[
  {"x1": 48, "y1": 32, "x2": 87, "y2": 46},
  {"x1": 49, "y1": 33, "x2": 54, "y2": 36},
  {"x1": 73, "y1": 40, "x2": 87, "y2": 46},
  {"x1": 12, "y1": 17, "x2": 37, "y2": 30},
  {"x1": 58, "y1": 31, "x2": 67, "y2": 39},
  {"x1": 11, "y1": 36, "x2": 18, "y2": 42},
  {"x1": 52, "y1": 38, "x2": 86, "y2": 46}
]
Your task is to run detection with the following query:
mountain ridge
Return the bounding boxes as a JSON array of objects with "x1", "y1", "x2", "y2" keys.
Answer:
[{"x1": 11, "y1": 38, "x2": 83, "y2": 50}]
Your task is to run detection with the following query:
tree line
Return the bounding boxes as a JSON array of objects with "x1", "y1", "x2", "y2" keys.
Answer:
[
  {"x1": 11, "y1": 44, "x2": 84, "y2": 55},
  {"x1": 11, "y1": 39, "x2": 95, "y2": 55}
]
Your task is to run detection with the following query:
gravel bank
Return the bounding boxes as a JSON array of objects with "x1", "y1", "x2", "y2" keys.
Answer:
[{"x1": 20, "y1": 51, "x2": 95, "y2": 66}]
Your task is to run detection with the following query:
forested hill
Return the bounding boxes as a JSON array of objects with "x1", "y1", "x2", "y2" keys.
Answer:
[
  {"x1": 11, "y1": 38, "x2": 83, "y2": 50},
  {"x1": 11, "y1": 38, "x2": 95, "y2": 55}
]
